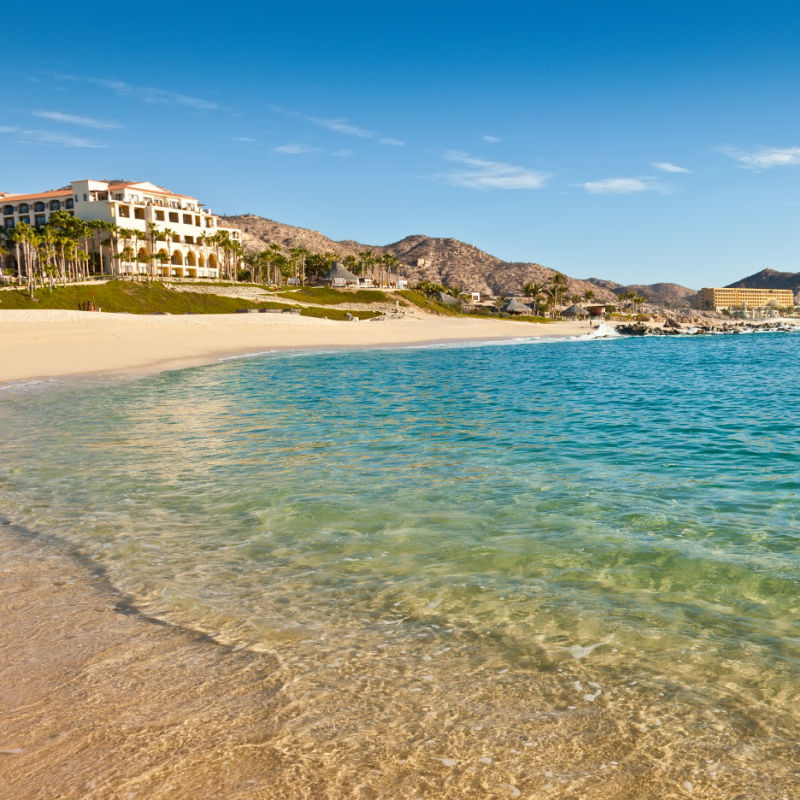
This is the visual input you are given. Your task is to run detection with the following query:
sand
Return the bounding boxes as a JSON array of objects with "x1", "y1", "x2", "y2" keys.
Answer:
[{"x1": 0, "y1": 309, "x2": 592, "y2": 383}]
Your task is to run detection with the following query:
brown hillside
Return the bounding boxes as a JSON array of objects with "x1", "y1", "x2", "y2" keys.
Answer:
[
  {"x1": 726, "y1": 268, "x2": 800, "y2": 292},
  {"x1": 222, "y1": 214, "x2": 617, "y2": 301},
  {"x1": 588, "y1": 278, "x2": 696, "y2": 305}
]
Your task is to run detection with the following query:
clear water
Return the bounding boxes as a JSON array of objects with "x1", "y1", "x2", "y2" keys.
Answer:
[{"x1": 2, "y1": 332, "x2": 800, "y2": 796}]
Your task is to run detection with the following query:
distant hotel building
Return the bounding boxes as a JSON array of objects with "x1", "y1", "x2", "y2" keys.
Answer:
[
  {"x1": 701, "y1": 287, "x2": 794, "y2": 311},
  {"x1": 0, "y1": 179, "x2": 242, "y2": 278}
]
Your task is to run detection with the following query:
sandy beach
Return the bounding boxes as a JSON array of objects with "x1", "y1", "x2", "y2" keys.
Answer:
[{"x1": 0, "y1": 309, "x2": 591, "y2": 384}]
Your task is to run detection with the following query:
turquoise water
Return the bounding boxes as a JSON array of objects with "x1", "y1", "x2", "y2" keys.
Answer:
[{"x1": 2, "y1": 332, "x2": 800, "y2": 795}]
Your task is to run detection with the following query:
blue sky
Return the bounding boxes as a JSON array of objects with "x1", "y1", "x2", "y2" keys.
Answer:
[{"x1": 4, "y1": 0, "x2": 800, "y2": 287}]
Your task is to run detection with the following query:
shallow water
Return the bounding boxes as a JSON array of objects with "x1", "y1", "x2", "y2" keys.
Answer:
[{"x1": 2, "y1": 332, "x2": 800, "y2": 797}]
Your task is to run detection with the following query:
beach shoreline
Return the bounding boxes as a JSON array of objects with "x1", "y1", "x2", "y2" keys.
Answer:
[{"x1": 0, "y1": 309, "x2": 594, "y2": 385}]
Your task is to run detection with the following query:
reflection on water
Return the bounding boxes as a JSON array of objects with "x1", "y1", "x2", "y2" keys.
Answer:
[{"x1": 2, "y1": 333, "x2": 800, "y2": 797}]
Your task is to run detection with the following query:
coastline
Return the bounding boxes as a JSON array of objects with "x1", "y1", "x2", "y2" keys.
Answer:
[{"x1": 0, "y1": 309, "x2": 593, "y2": 384}]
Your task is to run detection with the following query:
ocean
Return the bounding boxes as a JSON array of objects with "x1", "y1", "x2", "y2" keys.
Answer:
[{"x1": 2, "y1": 331, "x2": 800, "y2": 797}]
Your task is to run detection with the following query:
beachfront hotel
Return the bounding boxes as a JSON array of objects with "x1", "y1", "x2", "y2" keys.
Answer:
[
  {"x1": 0, "y1": 179, "x2": 242, "y2": 279},
  {"x1": 701, "y1": 286, "x2": 795, "y2": 311}
]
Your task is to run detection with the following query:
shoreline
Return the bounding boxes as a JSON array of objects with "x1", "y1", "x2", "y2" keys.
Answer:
[{"x1": 0, "y1": 309, "x2": 594, "y2": 385}]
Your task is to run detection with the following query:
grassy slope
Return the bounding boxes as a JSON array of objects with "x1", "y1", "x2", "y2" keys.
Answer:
[
  {"x1": 276, "y1": 287, "x2": 393, "y2": 305},
  {"x1": 0, "y1": 282, "x2": 381, "y2": 320}
]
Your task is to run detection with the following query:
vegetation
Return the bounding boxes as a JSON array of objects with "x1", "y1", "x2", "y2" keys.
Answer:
[
  {"x1": 0, "y1": 213, "x2": 245, "y2": 297},
  {"x1": 397, "y1": 289, "x2": 465, "y2": 316},
  {"x1": 276, "y1": 287, "x2": 392, "y2": 305},
  {"x1": 0, "y1": 281, "x2": 380, "y2": 320}
]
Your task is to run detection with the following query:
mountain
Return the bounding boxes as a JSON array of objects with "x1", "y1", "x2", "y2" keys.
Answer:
[
  {"x1": 221, "y1": 214, "x2": 618, "y2": 301},
  {"x1": 726, "y1": 268, "x2": 800, "y2": 292},
  {"x1": 587, "y1": 278, "x2": 697, "y2": 306}
]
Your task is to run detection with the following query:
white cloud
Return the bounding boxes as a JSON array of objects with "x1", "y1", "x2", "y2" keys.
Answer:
[
  {"x1": 0, "y1": 126, "x2": 104, "y2": 148},
  {"x1": 234, "y1": 136, "x2": 256, "y2": 142},
  {"x1": 439, "y1": 151, "x2": 549, "y2": 190},
  {"x1": 482, "y1": 135, "x2": 502, "y2": 143},
  {"x1": 652, "y1": 161, "x2": 690, "y2": 173},
  {"x1": 272, "y1": 143, "x2": 316, "y2": 154},
  {"x1": 306, "y1": 116, "x2": 374, "y2": 138},
  {"x1": 577, "y1": 177, "x2": 667, "y2": 194},
  {"x1": 725, "y1": 146, "x2": 800, "y2": 169},
  {"x1": 87, "y1": 78, "x2": 220, "y2": 110},
  {"x1": 33, "y1": 110, "x2": 121, "y2": 130},
  {"x1": 271, "y1": 105, "x2": 404, "y2": 146},
  {"x1": 332, "y1": 149, "x2": 354, "y2": 157}
]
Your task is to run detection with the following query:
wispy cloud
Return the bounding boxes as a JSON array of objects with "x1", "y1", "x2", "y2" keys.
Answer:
[
  {"x1": 652, "y1": 161, "x2": 690, "y2": 174},
  {"x1": 307, "y1": 116, "x2": 374, "y2": 138},
  {"x1": 439, "y1": 151, "x2": 549, "y2": 190},
  {"x1": 482, "y1": 135, "x2": 502, "y2": 143},
  {"x1": 577, "y1": 177, "x2": 666, "y2": 194},
  {"x1": 332, "y1": 149, "x2": 354, "y2": 158},
  {"x1": 271, "y1": 105, "x2": 403, "y2": 147},
  {"x1": 234, "y1": 136, "x2": 256, "y2": 142},
  {"x1": 32, "y1": 110, "x2": 121, "y2": 130},
  {"x1": 723, "y1": 146, "x2": 800, "y2": 169},
  {"x1": 0, "y1": 126, "x2": 105, "y2": 148},
  {"x1": 272, "y1": 143, "x2": 317, "y2": 155},
  {"x1": 54, "y1": 75, "x2": 221, "y2": 111}
]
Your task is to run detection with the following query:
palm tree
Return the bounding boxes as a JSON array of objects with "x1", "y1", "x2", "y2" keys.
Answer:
[
  {"x1": 382, "y1": 252, "x2": 400, "y2": 287},
  {"x1": 358, "y1": 249, "x2": 376, "y2": 283},
  {"x1": 523, "y1": 281, "x2": 545, "y2": 315},
  {"x1": 548, "y1": 272, "x2": 568, "y2": 316}
]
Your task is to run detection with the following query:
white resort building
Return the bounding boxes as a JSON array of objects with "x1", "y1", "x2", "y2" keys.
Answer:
[{"x1": 0, "y1": 179, "x2": 242, "y2": 279}]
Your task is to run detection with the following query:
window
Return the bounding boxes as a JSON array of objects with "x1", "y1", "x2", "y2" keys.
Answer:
[
  {"x1": 118, "y1": 205, "x2": 130, "y2": 217},
  {"x1": 169, "y1": 212, "x2": 179, "y2": 223},
  {"x1": 4, "y1": 219, "x2": 14, "y2": 229},
  {"x1": 195, "y1": 216, "x2": 201, "y2": 226},
  {"x1": 66, "y1": 199, "x2": 73, "y2": 209},
  {"x1": 35, "y1": 215, "x2": 46, "y2": 226},
  {"x1": 20, "y1": 216, "x2": 30, "y2": 224},
  {"x1": 155, "y1": 210, "x2": 164, "y2": 221},
  {"x1": 183, "y1": 214, "x2": 192, "y2": 224},
  {"x1": 2, "y1": 205, "x2": 13, "y2": 215},
  {"x1": 34, "y1": 202, "x2": 45, "y2": 212},
  {"x1": 74, "y1": 195, "x2": 79, "y2": 202},
  {"x1": 115, "y1": 194, "x2": 123, "y2": 200},
  {"x1": 18, "y1": 203, "x2": 29, "y2": 213},
  {"x1": 205, "y1": 218, "x2": 213, "y2": 228},
  {"x1": 134, "y1": 208, "x2": 145, "y2": 220},
  {"x1": 184, "y1": 235, "x2": 194, "y2": 244},
  {"x1": 83, "y1": 194, "x2": 87, "y2": 201},
  {"x1": 50, "y1": 200, "x2": 61, "y2": 211}
]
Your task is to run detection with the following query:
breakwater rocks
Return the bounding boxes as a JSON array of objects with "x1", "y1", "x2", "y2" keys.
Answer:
[{"x1": 617, "y1": 320, "x2": 800, "y2": 337}]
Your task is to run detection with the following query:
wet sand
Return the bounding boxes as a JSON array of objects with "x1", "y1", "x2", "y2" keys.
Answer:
[{"x1": 0, "y1": 309, "x2": 590, "y2": 383}]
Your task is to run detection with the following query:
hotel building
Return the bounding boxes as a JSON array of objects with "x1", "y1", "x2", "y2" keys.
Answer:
[
  {"x1": 0, "y1": 179, "x2": 242, "y2": 278},
  {"x1": 701, "y1": 287, "x2": 795, "y2": 311}
]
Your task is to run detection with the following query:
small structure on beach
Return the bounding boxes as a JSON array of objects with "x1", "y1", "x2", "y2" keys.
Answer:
[
  {"x1": 562, "y1": 303, "x2": 589, "y2": 319},
  {"x1": 501, "y1": 297, "x2": 532, "y2": 315},
  {"x1": 323, "y1": 262, "x2": 360, "y2": 288},
  {"x1": 437, "y1": 291, "x2": 461, "y2": 306}
]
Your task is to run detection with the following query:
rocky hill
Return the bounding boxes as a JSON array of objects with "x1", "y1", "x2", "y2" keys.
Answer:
[
  {"x1": 726, "y1": 268, "x2": 800, "y2": 292},
  {"x1": 222, "y1": 214, "x2": 618, "y2": 301},
  {"x1": 587, "y1": 278, "x2": 696, "y2": 306}
]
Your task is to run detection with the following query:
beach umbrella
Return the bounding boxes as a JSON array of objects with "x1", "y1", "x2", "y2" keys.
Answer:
[{"x1": 323, "y1": 262, "x2": 359, "y2": 284}]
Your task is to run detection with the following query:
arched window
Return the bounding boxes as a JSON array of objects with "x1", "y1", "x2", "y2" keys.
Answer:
[
  {"x1": 34, "y1": 201, "x2": 45, "y2": 212},
  {"x1": 207, "y1": 254, "x2": 217, "y2": 269},
  {"x1": 171, "y1": 251, "x2": 183, "y2": 265},
  {"x1": 186, "y1": 251, "x2": 197, "y2": 266},
  {"x1": 3, "y1": 205, "x2": 13, "y2": 215},
  {"x1": 50, "y1": 200, "x2": 61, "y2": 211},
  {"x1": 18, "y1": 203, "x2": 29, "y2": 213},
  {"x1": 65, "y1": 199, "x2": 74, "y2": 210},
  {"x1": 198, "y1": 254, "x2": 205, "y2": 267},
  {"x1": 137, "y1": 248, "x2": 147, "y2": 260},
  {"x1": 157, "y1": 249, "x2": 169, "y2": 263}
]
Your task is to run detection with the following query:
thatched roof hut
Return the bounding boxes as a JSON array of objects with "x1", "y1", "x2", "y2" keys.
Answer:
[
  {"x1": 323, "y1": 262, "x2": 359, "y2": 286},
  {"x1": 562, "y1": 303, "x2": 589, "y2": 318},
  {"x1": 501, "y1": 297, "x2": 532, "y2": 315}
]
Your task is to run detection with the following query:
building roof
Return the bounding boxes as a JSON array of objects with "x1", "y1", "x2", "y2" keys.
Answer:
[
  {"x1": 324, "y1": 262, "x2": 359, "y2": 282},
  {"x1": 501, "y1": 297, "x2": 532, "y2": 314},
  {"x1": 562, "y1": 303, "x2": 588, "y2": 316},
  {"x1": 1, "y1": 188, "x2": 73, "y2": 202},
  {"x1": 437, "y1": 291, "x2": 460, "y2": 306},
  {"x1": 0, "y1": 179, "x2": 195, "y2": 203}
]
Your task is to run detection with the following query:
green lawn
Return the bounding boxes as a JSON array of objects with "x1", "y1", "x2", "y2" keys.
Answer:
[
  {"x1": 395, "y1": 289, "x2": 466, "y2": 316},
  {"x1": 276, "y1": 287, "x2": 392, "y2": 305},
  {"x1": 0, "y1": 281, "x2": 381, "y2": 320}
]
